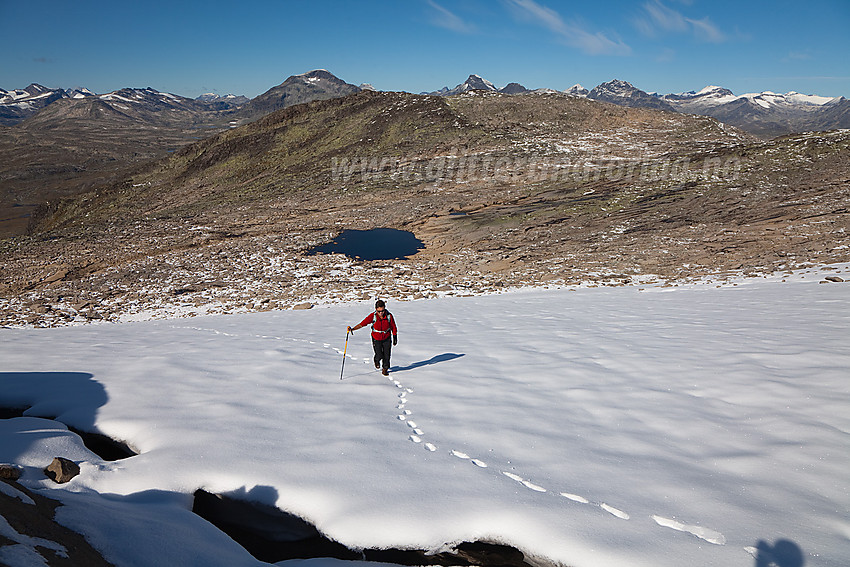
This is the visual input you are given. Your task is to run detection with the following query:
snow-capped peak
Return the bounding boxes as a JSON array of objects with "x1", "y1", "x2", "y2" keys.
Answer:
[
  {"x1": 565, "y1": 84, "x2": 589, "y2": 97},
  {"x1": 696, "y1": 85, "x2": 729, "y2": 95},
  {"x1": 295, "y1": 69, "x2": 343, "y2": 85},
  {"x1": 67, "y1": 87, "x2": 95, "y2": 99},
  {"x1": 461, "y1": 74, "x2": 497, "y2": 92},
  {"x1": 431, "y1": 74, "x2": 499, "y2": 97},
  {"x1": 784, "y1": 91, "x2": 839, "y2": 106}
]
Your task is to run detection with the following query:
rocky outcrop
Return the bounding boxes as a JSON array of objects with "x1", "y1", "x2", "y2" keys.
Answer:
[
  {"x1": 0, "y1": 464, "x2": 23, "y2": 481},
  {"x1": 44, "y1": 457, "x2": 80, "y2": 484}
]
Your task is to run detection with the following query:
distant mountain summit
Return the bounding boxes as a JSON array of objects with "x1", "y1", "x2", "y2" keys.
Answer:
[
  {"x1": 565, "y1": 84, "x2": 589, "y2": 97},
  {"x1": 661, "y1": 86, "x2": 841, "y2": 112},
  {"x1": 0, "y1": 84, "x2": 96, "y2": 125},
  {"x1": 196, "y1": 93, "x2": 249, "y2": 106},
  {"x1": 587, "y1": 79, "x2": 675, "y2": 111},
  {"x1": 430, "y1": 74, "x2": 498, "y2": 96},
  {"x1": 500, "y1": 82, "x2": 530, "y2": 95},
  {"x1": 429, "y1": 75, "x2": 537, "y2": 96},
  {"x1": 237, "y1": 70, "x2": 361, "y2": 120},
  {"x1": 659, "y1": 86, "x2": 850, "y2": 138},
  {"x1": 661, "y1": 85, "x2": 736, "y2": 111}
]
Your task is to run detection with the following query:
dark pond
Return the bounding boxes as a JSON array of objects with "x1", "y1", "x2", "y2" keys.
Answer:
[{"x1": 308, "y1": 228, "x2": 424, "y2": 261}]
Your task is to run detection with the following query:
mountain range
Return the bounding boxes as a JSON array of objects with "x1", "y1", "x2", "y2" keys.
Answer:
[
  {"x1": 4, "y1": 83, "x2": 848, "y2": 328},
  {"x1": 2, "y1": 69, "x2": 849, "y2": 240},
  {"x1": 0, "y1": 84, "x2": 244, "y2": 127},
  {"x1": 4, "y1": 71, "x2": 849, "y2": 138},
  {"x1": 427, "y1": 75, "x2": 850, "y2": 138}
]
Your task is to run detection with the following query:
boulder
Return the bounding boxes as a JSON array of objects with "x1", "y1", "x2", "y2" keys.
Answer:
[
  {"x1": 0, "y1": 463, "x2": 23, "y2": 481},
  {"x1": 44, "y1": 457, "x2": 80, "y2": 484},
  {"x1": 293, "y1": 302, "x2": 313, "y2": 310}
]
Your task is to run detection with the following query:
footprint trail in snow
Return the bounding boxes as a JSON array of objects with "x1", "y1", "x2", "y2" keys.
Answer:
[
  {"x1": 180, "y1": 324, "x2": 729, "y2": 552},
  {"x1": 375, "y1": 352, "x2": 727, "y2": 550}
]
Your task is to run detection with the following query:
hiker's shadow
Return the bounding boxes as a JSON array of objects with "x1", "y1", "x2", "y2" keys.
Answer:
[
  {"x1": 392, "y1": 353, "x2": 464, "y2": 373},
  {"x1": 753, "y1": 539, "x2": 804, "y2": 567}
]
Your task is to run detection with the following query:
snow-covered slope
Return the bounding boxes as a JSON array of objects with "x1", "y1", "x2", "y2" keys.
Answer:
[
  {"x1": 664, "y1": 85, "x2": 842, "y2": 113},
  {"x1": 1, "y1": 267, "x2": 848, "y2": 567},
  {"x1": 658, "y1": 86, "x2": 850, "y2": 136}
]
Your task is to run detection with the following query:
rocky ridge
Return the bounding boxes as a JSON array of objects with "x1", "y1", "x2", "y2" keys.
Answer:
[{"x1": 4, "y1": 70, "x2": 848, "y2": 242}]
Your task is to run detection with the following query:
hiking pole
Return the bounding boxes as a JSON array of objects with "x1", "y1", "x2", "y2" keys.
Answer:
[{"x1": 339, "y1": 329, "x2": 351, "y2": 380}]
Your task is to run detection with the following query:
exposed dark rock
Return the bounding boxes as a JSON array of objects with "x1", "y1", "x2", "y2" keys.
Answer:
[
  {"x1": 44, "y1": 457, "x2": 80, "y2": 484},
  {"x1": 0, "y1": 464, "x2": 23, "y2": 481},
  {"x1": 192, "y1": 489, "x2": 540, "y2": 566},
  {"x1": 66, "y1": 426, "x2": 137, "y2": 461},
  {"x1": 0, "y1": 408, "x2": 26, "y2": 419},
  {"x1": 192, "y1": 489, "x2": 357, "y2": 563},
  {"x1": 0, "y1": 479, "x2": 115, "y2": 566}
]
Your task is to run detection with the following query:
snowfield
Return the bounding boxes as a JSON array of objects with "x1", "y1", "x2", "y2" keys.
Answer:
[{"x1": 1, "y1": 267, "x2": 849, "y2": 567}]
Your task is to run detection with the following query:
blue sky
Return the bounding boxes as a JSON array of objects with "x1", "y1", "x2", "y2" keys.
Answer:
[{"x1": 2, "y1": 0, "x2": 849, "y2": 99}]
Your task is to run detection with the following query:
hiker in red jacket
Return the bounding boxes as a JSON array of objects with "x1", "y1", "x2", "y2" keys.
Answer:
[{"x1": 348, "y1": 300, "x2": 398, "y2": 375}]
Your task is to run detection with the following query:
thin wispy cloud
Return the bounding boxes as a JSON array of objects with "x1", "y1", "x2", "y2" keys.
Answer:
[
  {"x1": 636, "y1": 0, "x2": 726, "y2": 43},
  {"x1": 687, "y1": 16, "x2": 725, "y2": 43},
  {"x1": 640, "y1": 0, "x2": 689, "y2": 34},
  {"x1": 504, "y1": 0, "x2": 631, "y2": 56},
  {"x1": 784, "y1": 51, "x2": 813, "y2": 62},
  {"x1": 426, "y1": 0, "x2": 476, "y2": 34}
]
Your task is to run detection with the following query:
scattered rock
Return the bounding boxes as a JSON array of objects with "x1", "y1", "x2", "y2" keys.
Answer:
[
  {"x1": 0, "y1": 463, "x2": 23, "y2": 481},
  {"x1": 44, "y1": 457, "x2": 80, "y2": 484},
  {"x1": 42, "y1": 267, "x2": 70, "y2": 284},
  {"x1": 172, "y1": 286, "x2": 198, "y2": 295}
]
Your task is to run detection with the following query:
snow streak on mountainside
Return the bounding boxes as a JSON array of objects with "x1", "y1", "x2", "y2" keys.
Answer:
[{"x1": 662, "y1": 85, "x2": 844, "y2": 113}]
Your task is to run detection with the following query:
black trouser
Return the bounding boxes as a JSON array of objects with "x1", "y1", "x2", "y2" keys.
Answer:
[{"x1": 372, "y1": 337, "x2": 392, "y2": 370}]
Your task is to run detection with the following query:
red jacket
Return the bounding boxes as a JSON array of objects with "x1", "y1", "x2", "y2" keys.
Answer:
[{"x1": 359, "y1": 311, "x2": 397, "y2": 341}]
